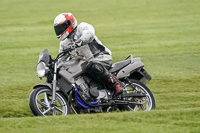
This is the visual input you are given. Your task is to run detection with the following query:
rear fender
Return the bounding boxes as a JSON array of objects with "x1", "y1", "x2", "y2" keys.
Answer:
[
  {"x1": 129, "y1": 68, "x2": 152, "y2": 85},
  {"x1": 116, "y1": 57, "x2": 144, "y2": 79}
]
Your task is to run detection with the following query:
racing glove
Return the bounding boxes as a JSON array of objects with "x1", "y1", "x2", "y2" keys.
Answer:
[
  {"x1": 63, "y1": 40, "x2": 83, "y2": 50},
  {"x1": 74, "y1": 39, "x2": 83, "y2": 47}
]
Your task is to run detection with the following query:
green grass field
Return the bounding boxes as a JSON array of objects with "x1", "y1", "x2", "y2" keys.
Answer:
[{"x1": 0, "y1": 0, "x2": 200, "y2": 132}]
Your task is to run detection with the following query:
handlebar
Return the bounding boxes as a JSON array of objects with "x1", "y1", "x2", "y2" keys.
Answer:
[{"x1": 55, "y1": 47, "x2": 75, "y2": 62}]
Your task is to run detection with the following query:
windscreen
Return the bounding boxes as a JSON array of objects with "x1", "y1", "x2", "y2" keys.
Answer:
[{"x1": 38, "y1": 49, "x2": 50, "y2": 65}]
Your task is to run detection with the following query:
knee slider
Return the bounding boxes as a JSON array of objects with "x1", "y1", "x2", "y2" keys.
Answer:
[{"x1": 87, "y1": 61, "x2": 105, "y2": 74}]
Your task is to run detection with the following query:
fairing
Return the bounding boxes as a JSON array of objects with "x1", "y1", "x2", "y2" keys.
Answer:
[{"x1": 38, "y1": 49, "x2": 50, "y2": 65}]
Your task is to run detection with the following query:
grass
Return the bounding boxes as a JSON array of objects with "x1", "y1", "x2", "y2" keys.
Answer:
[
  {"x1": 0, "y1": 0, "x2": 200, "y2": 132},
  {"x1": 0, "y1": 109, "x2": 200, "y2": 133}
]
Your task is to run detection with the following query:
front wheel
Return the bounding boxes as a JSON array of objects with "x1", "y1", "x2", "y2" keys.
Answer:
[
  {"x1": 119, "y1": 79, "x2": 156, "y2": 111},
  {"x1": 29, "y1": 87, "x2": 70, "y2": 116}
]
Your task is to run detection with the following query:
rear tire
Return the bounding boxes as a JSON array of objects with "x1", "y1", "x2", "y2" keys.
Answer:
[
  {"x1": 29, "y1": 87, "x2": 70, "y2": 116},
  {"x1": 119, "y1": 79, "x2": 156, "y2": 111}
]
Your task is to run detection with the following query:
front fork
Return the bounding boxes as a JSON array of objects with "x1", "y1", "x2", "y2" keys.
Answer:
[{"x1": 51, "y1": 62, "x2": 57, "y2": 105}]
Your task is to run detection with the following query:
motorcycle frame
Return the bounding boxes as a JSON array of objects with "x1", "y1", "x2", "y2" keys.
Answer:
[{"x1": 33, "y1": 46, "x2": 152, "y2": 110}]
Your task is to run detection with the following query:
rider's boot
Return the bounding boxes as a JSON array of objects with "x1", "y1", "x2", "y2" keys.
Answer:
[
  {"x1": 108, "y1": 73, "x2": 124, "y2": 95},
  {"x1": 86, "y1": 61, "x2": 124, "y2": 95}
]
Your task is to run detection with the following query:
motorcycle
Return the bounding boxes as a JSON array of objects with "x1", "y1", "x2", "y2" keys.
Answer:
[{"x1": 29, "y1": 44, "x2": 156, "y2": 116}]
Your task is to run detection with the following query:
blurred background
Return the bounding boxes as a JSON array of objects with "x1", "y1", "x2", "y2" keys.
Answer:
[{"x1": 0, "y1": 0, "x2": 199, "y2": 132}]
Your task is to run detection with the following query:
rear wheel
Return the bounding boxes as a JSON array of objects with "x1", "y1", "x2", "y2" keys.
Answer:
[
  {"x1": 29, "y1": 87, "x2": 70, "y2": 116},
  {"x1": 119, "y1": 79, "x2": 156, "y2": 111}
]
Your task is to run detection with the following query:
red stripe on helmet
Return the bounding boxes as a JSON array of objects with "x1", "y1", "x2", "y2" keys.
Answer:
[{"x1": 58, "y1": 13, "x2": 76, "y2": 37}]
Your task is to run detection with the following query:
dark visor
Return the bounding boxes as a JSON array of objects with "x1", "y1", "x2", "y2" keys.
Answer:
[{"x1": 54, "y1": 20, "x2": 71, "y2": 36}]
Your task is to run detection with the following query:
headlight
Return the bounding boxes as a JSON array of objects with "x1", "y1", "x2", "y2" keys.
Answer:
[{"x1": 36, "y1": 62, "x2": 48, "y2": 78}]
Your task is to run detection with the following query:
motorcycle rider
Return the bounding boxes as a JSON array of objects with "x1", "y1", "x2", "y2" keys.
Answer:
[{"x1": 54, "y1": 13, "x2": 123, "y2": 95}]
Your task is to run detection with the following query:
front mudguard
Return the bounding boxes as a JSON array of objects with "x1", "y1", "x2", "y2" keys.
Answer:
[
  {"x1": 33, "y1": 83, "x2": 70, "y2": 100},
  {"x1": 33, "y1": 83, "x2": 60, "y2": 91}
]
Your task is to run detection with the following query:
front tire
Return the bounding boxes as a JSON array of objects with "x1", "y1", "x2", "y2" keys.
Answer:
[
  {"x1": 119, "y1": 79, "x2": 156, "y2": 111},
  {"x1": 29, "y1": 87, "x2": 70, "y2": 116}
]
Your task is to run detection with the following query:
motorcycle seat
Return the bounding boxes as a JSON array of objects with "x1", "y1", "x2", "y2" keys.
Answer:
[{"x1": 109, "y1": 59, "x2": 131, "y2": 73}]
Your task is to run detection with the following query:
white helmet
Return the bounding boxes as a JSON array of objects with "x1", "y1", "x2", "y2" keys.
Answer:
[{"x1": 54, "y1": 13, "x2": 77, "y2": 41}]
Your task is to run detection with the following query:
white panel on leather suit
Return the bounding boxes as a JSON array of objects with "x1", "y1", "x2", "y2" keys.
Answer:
[{"x1": 59, "y1": 22, "x2": 112, "y2": 68}]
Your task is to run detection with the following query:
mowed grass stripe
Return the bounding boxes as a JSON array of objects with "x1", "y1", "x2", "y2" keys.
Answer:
[{"x1": 0, "y1": 0, "x2": 199, "y2": 132}]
